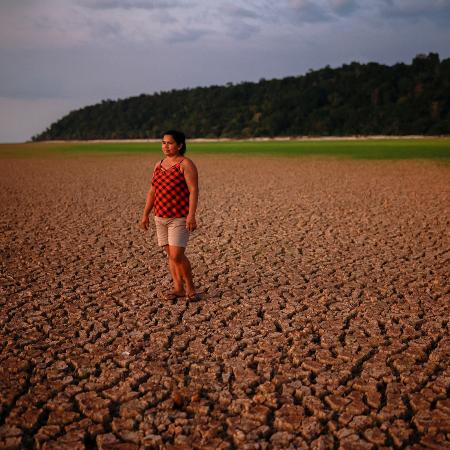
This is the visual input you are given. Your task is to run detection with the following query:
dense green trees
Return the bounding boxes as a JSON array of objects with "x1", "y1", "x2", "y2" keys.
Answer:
[{"x1": 33, "y1": 53, "x2": 450, "y2": 140}]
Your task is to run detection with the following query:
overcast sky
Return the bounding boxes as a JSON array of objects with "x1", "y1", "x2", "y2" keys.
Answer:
[{"x1": 1, "y1": 0, "x2": 449, "y2": 142}]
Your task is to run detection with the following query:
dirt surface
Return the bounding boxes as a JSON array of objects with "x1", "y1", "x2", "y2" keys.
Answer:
[{"x1": 1, "y1": 154, "x2": 449, "y2": 450}]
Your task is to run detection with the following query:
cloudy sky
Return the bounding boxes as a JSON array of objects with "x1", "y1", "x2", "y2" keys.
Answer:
[{"x1": 1, "y1": 0, "x2": 449, "y2": 142}]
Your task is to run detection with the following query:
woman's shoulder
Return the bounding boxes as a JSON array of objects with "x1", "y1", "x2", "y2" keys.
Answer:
[
  {"x1": 180, "y1": 157, "x2": 196, "y2": 168},
  {"x1": 180, "y1": 158, "x2": 198, "y2": 178}
]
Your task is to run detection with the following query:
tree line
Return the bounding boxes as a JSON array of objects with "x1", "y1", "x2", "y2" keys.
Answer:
[{"x1": 33, "y1": 53, "x2": 450, "y2": 141}]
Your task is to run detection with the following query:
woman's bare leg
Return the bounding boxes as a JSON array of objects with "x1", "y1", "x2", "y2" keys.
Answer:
[
  {"x1": 164, "y1": 245, "x2": 184, "y2": 295},
  {"x1": 167, "y1": 245, "x2": 195, "y2": 296}
]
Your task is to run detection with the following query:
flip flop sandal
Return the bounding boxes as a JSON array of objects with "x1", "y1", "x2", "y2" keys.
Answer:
[
  {"x1": 186, "y1": 293, "x2": 201, "y2": 302},
  {"x1": 164, "y1": 292, "x2": 185, "y2": 300}
]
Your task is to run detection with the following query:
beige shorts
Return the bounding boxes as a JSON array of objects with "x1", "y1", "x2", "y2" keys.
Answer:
[{"x1": 154, "y1": 216, "x2": 189, "y2": 248}]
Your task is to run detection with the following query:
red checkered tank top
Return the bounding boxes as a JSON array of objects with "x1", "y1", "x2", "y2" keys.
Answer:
[{"x1": 151, "y1": 159, "x2": 190, "y2": 218}]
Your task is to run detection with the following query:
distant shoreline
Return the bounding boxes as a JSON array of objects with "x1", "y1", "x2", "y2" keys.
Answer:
[{"x1": 31, "y1": 135, "x2": 449, "y2": 144}]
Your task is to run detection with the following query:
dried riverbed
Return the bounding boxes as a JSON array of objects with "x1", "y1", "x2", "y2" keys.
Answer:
[{"x1": 1, "y1": 154, "x2": 449, "y2": 449}]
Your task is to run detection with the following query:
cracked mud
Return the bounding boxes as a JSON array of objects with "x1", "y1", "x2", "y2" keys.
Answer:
[{"x1": 1, "y1": 154, "x2": 449, "y2": 449}]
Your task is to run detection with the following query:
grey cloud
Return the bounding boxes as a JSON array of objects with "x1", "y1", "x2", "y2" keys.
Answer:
[
  {"x1": 219, "y1": 3, "x2": 266, "y2": 40},
  {"x1": 81, "y1": 0, "x2": 184, "y2": 10},
  {"x1": 220, "y1": 0, "x2": 279, "y2": 19},
  {"x1": 288, "y1": 0, "x2": 331, "y2": 23},
  {"x1": 329, "y1": 0, "x2": 360, "y2": 16},
  {"x1": 228, "y1": 21, "x2": 261, "y2": 40},
  {"x1": 0, "y1": 47, "x2": 89, "y2": 100},
  {"x1": 166, "y1": 28, "x2": 210, "y2": 44},
  {"x1": 222, "y1": 5, "x2": 260, "y2": 20},
  {"x1": 0, "y1": 0, "x2": 35, "y2": 13},
  {"x1": 378, "y1": 0, "x2": 450, "y2": 23},
  {"x1": 288, "y1": 0, "x2": 450, "y2": 24},
  {"x1": 217, "y1": 0, "x2": 330, "y2": 28},
  {"x1": 90, "y1": 21, "x2": 123, "y2": 39}
]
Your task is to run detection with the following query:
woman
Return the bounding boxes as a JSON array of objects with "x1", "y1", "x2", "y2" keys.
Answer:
[{"x1": 140, "y1": 130, "x2": 199, "y2": 301}]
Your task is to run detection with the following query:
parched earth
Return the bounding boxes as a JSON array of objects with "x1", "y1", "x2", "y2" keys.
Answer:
[{"x1": 0, "y1": 154, "x2": 449, "y2": 450}]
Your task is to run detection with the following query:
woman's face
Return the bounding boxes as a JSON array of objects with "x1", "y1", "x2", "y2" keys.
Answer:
[{"x1": 162, "y1": 135, "x2": 182, "y2": 157}]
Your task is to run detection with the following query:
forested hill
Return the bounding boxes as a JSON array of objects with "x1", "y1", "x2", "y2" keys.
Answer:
[{"x1": 33, "y1": 53, "x2": 449, "y2": 141}]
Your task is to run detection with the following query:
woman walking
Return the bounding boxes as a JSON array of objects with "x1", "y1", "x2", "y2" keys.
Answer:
[{"x1": 140, "y1": 130, "x2": 199, "y2": 300}]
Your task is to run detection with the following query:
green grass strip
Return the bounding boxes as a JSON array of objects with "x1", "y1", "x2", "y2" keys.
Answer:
[{"x1": 1, "y1": 138, "x2": 449, "y2": 160}]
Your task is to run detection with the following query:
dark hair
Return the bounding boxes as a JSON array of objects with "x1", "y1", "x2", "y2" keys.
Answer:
[{"x1": 162, "y1": 129, "x2": 187, "y2": 155}]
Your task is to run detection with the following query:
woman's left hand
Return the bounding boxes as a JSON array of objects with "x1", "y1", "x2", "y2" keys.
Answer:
[{"x1": 186, "y1": 215, "x2": 197, "y2": 231}]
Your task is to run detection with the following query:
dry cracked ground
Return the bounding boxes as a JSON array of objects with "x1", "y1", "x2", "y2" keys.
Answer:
[{"x1": 0, "y1": 153, "x2": 449, "y2": 450}]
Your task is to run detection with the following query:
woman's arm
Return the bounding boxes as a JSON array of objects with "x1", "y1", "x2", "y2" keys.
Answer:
[
  {"x1": 182, "y1": 159, "x2": 199, "y2": 231},
  {"x1": 140, "y1": 162, "x2": 159, "y2": 231},
  {"x1": 139, "y1": 185, "x2": 156, "y2": 230}
]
